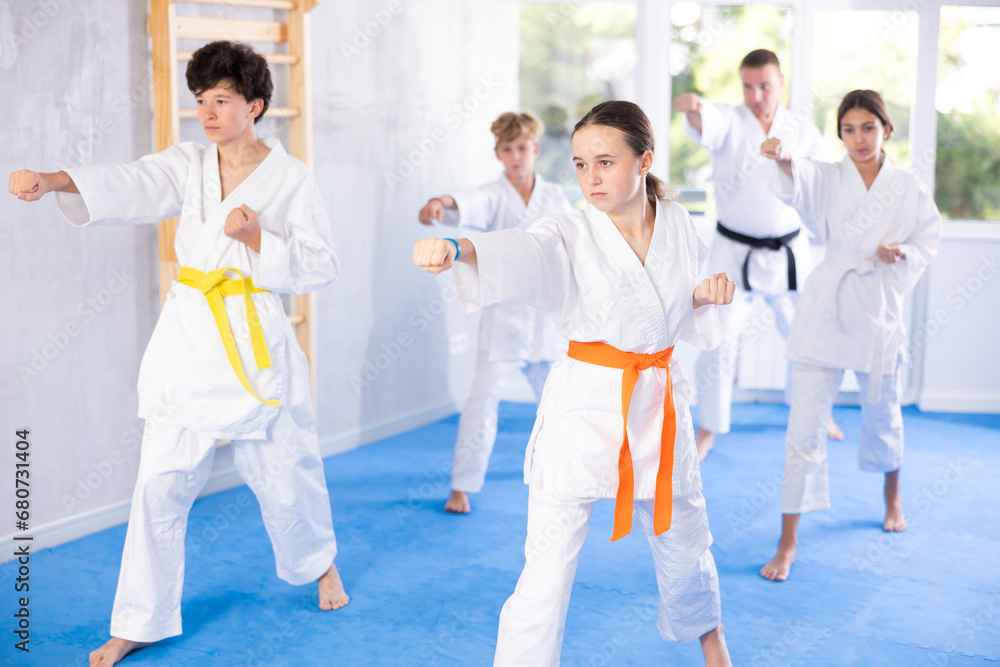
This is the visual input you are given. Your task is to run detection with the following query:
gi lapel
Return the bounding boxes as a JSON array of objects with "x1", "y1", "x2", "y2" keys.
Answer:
[
  {"x1": 192, "y1": 138, "x2": 286, "y2": 268},
  {"x1": 585, "y1": 204, "x2": 668, "y2": 346}
]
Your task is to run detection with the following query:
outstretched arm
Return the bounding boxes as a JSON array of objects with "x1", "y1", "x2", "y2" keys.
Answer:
[
  {"x1": 413, "y1": 237, "x2": 477, "y2": 274},
  {"x1": 417, "y1": 196, "x2": 457, "y2": 225},
  {"x1": 761, "y1": 138, "x2": 793, "y2": 178},
  {"x1": 673, "y1": 93, "x2": 703, "y2": 134},
  {"x1": 9, "y1": 170, "x2": 79, "y2": 201}
]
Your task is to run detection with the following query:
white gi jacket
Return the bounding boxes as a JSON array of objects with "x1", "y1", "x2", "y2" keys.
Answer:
[
  {"x1": 781, "y1": 155, "x2": 941, "y2": 382},
  {"x1": 56, "y1": 139, "x2": 337, "y2": 439},
  {"x1": 454, "y1": 201, "x2": 722, "y2": 500},
  {"x1": 685, "y1": 103, "x2": 827, "y2": 291},
  {"x1": 442, "y1": 173, "x2": 573, "y2": 362}
]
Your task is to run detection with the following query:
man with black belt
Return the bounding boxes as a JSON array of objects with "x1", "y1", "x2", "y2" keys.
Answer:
[{"x1": 674, "y1": 48, "x2": 840, "y2": 460}]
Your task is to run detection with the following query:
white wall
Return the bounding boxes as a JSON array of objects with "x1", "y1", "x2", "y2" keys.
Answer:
[
  {"x1": 919, "y1": 224, "x2": 1000, "y2": 412},
  {"x1": 0, "y1": 0, "x2": 518, "y2": 558}
]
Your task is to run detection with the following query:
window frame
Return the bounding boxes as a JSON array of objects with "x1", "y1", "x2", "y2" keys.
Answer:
[
  {"x1": 515, "y1": 0, "x2": 1000, "y2": 406},
  {"x1": 514, "y1": 0, "x2": 1000, "y2": 230}
]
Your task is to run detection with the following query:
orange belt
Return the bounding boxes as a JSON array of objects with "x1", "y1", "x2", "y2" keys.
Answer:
[{"x1": 567, "y1": 341, "x2": 676, "y2": 541}]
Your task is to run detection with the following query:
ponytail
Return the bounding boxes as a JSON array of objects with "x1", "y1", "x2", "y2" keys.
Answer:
[
  {"x1": 575, "y1": 101, "x2": 676, "y2": 205},
  {"x1": 645, "y1": 173, "x2": 672, "y2": 204}
]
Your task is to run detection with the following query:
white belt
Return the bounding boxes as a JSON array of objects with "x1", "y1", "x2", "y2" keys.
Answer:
[{"x1": 823, "y1": 248, "x2": 890, "y2": 403}]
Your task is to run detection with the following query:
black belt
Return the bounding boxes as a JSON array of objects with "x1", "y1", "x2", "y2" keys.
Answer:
[{"x1": 716, "y1": 222, "x2": 799, "y2": 291}]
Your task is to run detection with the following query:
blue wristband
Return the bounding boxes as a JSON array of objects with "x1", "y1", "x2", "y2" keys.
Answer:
[{"x1": 444, "y1": 238, "x2": 461, "y2": 261}]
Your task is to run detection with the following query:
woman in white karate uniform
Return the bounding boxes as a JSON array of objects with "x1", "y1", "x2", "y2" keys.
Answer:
[
  {"x1": 758, "y1": 90, "x2": 941, "y2": 582},
  {"x1": 414, "y1": 101, "x2": 734, "y2": 666},
  {"x1": 417, "y1": 112, "x2": 573, "y2": 514},
  {"x1": 10, "y1": 42, "x2": 348, "y2": 667}
]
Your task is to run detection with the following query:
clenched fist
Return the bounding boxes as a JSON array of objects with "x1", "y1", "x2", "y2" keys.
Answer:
[
  {"x1": 876, "y1": 244, "x2": 905, "y2": 264},
  {"x1": 413, "y1": 238, "x2": 456, "y2": 274},
  {"x1": 693, "y1": 273, "x2": 736, "y2": 308},
  {"x1": 418, "y1": 198, "x2": 444, "y2": 225},
  {"x1": 225, "y1": 204, "x2": 262, "y2": 253},
  {"x1": 673, "y1": 93, "x2": 702, "y2": 115},
  {"x1": 761, "y1": 137, "x2": 786, "y2": 160},
  {"x1": 9, "y1": 170, "x2": 47, "y2": 202}
]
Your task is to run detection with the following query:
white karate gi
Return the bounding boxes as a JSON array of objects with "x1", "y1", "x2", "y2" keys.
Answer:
[
  {"x1": 453, "y1": 200, "x2": 724, "y2": 665},
  {"x1": 56, "y1": 138, "x2": 339, "y2": 642},
  {"x1": 440, "y1": 173, "x2": 573, "y2": 493},
  {"x1": 777, "y1": 155, "x2": 941, "y2": 514},
  {"x1": 685, "y1": 103, "x2": 827, "y2": 434}
]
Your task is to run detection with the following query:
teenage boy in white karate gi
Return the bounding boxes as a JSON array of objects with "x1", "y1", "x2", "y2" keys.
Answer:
[
  {"x1": 10, "y1": 41, "x2": 348, "y2": 667},
  {"x1": 417, "y1": 112, "x2": 573, "y2": 514}
]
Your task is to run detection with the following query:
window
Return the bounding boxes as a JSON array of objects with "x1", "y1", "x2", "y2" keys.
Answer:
[
  {"x1": 669, "y1": 4, "x2": 793, "y2": 216},
  {"x1": 519, "y1": 3, "x2": 637, "y2": 203},
  {"x1": 811, "y1": 9, "x2": 918, "y2": 166},
  {"x1": 935, "y1": 5, "x2": 1000, "y2": 221}
]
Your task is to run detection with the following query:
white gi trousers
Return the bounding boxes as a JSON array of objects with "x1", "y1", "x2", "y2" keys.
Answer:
[
  {"x1": 110, "y1": 408, "x2": 338, "y2": 642},
  {"x1": 781, "y1": 361, "x2": 904, "y2": 514},
  {"x1": 695, "y1": 232, "x2": 808, "y2": 435},
  {"x1": 494, "y1": 487, "x2": 721, "y2": 666},
  {"x1": 451, "y1": 347, "x2": 551, "y2": 493}
]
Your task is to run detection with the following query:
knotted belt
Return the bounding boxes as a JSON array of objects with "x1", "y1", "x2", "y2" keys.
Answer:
[
  {"x1": 823, "y1": 249, "x2": 891, "y2": 403},
  {"x1": 716, "y1": 221, "x2": 800, "y2": 291},
  {"x1": 567, "y1": 341, "x2": 676, "y2": 541},
  {"x1": 177, "y1": 267, "x2": 279, "y2": 407}
]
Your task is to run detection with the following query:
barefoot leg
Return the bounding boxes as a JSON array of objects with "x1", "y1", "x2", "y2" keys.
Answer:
[
  {"x1": 760, "y1": 513, "x2": 799, "y2": 582},
  {"x1": 90, "y1": 638, "x2": 152, "y2": 667},
  {"x1": 696, "y1": 428, "x2": 715, "y2": 461},
  {"x1": 827, "y1": 417, "x2": 844, "y2": 440},
  {"x1": 318, "y1": 561, "x2": 350, "y2": 611},
  {"x1": 883, "y1": 469, "x2": 906, "y2": 532},
  {"x1": 444, "y1": 490, "x2": 471, "y2": 514},
  {"x1": 699, "y1": 624, "x2": 732, "y2": 667}
]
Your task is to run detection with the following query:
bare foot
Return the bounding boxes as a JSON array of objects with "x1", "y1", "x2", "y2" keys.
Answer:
[
  {"x1": 883, "y1": 469, "x2": 906, "y2": 532},
  {"x1": 696, "y1": 428, "x2": 715, "y2": 461},
  {"x1": 444, "y1": 490, "x2": 471, "y2": 514},
  {"x1": 884, "y1": 503, "x2": 907, "y2": 532},
  {"x1": 760, "y1": 548, "x2": 795, "y2": 581},
  {"x1": 90, "y1": 638, "x2": 152, "y2": 666},
  {"x1": 761, "y1": 514, "x2": 799, "y2": 582},
  {"x1": 827, "y1": 418, "x2": 844, "y2": 440},
  {"x1": 318, "y1": 562, "x2": 350, "y2": 610},
  {"x1": 699, "y1": 623, "x2": 732, "y2": 666}
]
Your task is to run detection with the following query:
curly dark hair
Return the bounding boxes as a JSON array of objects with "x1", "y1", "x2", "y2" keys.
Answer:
[{"x1": 185, "y1": 41, "x2": 272, "y2": 123}]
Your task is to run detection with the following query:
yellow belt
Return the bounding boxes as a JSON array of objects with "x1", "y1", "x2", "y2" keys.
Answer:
[{"x1": 177, "y1": 266, "x2": 279, "y2": 406}]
